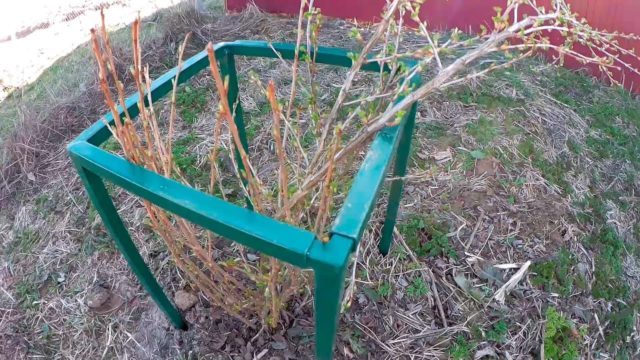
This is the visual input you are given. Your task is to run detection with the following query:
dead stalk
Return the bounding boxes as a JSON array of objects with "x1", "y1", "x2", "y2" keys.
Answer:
[
  {"x1": 313, "y1": 126, "x2": 342, "y2": 239},
  {"x1": 206, "y1": 43, "x2": 264, "y2": 210},
  {"x1": 166, "y1": 33, "x2": 192, "y2": 177},
  {"x1": 267, "y1": 81, "x2": 290, "y2": 220}
]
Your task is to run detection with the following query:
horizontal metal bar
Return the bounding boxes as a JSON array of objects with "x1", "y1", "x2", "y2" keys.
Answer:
[
  {"x1": 74, "y1": 40, "x2": 388, "y2": 146},
  {"x1": 67, "y1": 141, "x2": 316, "y2": 268},
  {"x1": 227, "y1": 40, "x2": 384, "y2": 72}
]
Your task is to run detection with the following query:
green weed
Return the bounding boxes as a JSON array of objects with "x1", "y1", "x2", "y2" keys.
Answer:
[
  {"x1": 486, "y1": 320, "x2": 508, "y2": 344},
  {"x1": 175, "y1": 86, "x2": 210, "y2": 124},
  {"x1": 15, "y1": 279, "x2": 40, "y2": 311},
  {"x1": 377, "y1": 282, "x2": 392, "y2": 298},
  {"x1": 576, "y1": 85, "x2": 640, "y2": 168},
  {"x1": 172, "y1": 133, "x2": 208, "y2": 187},
  {"x1": 101, "y1": 137, "x2": 121, "y2": 152},
  {"x1": 548, "y1": 67, "x2": 595, "y2": 108},
  {"x1": 543, "y1": 307, "x2": 581, "y2": 360},
  {"x1": 604, "y1": 303, "x2": 640, "y2": 350},
  {"x1": 406, "y1": 277, "x2": 429, "y2": 298},
  {"x1": 575, "y1": 194, "x2": 608, "y2": 225},
  {"x1": 466, "y1": 116, "x2": 499, "y2": 145},
  {"x1": 400, "y1": 216, "x2": 457, "y2": 259},
  {"x1": 6, "y1": 228, "x2": 40, "y2": 257},
  {"x1": 517, "y1": 138, "x2": 572, "y2": 193},
  {"x1": 391, "y1": 246, "x2": 408, "y2": 261},
  {"x1": 448, "y1": 335, "x2": 474, "y2": 360},
  {"x1": 504, "y1": 113, "x2": 526, "y2": 136},
  {"x1": 585, "y1": 126, "x2": 639, "y2": 165},
  {"x1": 245, "y1": 102, "x2": 270, "y2": 140},
  {"x1": 341, "y1": 328, "x2": 367, "y2": 356},
  {"x1": 421, "y1": 122, "x2": 448, "y2": 139},
  {"x1": 490, "y1": 68, "x2": 531, "y2": 97},
  {"x1": 581, "y1": 89, "x2": 640, "y2": 129},
  {"x1": 566, "y1": 139, "x2": 583, "y2": 155},
  {"x1": 447, "y1": 87, "x2": 524, "y2": 110},
  {"x1": 34, "y1": 194, "x2": 54, "y2": 216},
  {"x1": 587, "y1": 226, "x2": 629, "y2": 301},
  {"x1": 81, "y1": 235, "x2": 115, "y2": 256},
  {"x1": 603, "y1": 302, "x2": 638, "y2": 354},
  {"x1": 458, "y1": 149, "x2": 486, "y2": 172},
  {"x1": 531, "y1": 249, "x2": 575, "y2": 296}
]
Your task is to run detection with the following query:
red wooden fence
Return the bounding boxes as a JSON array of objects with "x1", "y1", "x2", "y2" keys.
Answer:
[{"x1": 226, "y1": 0, "x2": 640, "y2": 92}]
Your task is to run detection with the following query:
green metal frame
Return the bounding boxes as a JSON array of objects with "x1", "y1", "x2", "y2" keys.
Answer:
[{"x1": 67, "y1": 40, "x2": 419, "y2": 360}]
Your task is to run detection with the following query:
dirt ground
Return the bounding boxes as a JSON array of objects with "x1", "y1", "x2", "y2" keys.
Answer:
[{"x1": 0, "y1": 2, "x2": 639, "y2": 360}]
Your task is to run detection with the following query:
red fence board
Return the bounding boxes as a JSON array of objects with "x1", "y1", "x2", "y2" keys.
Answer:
[{"x1": 227, "y1": 0, "x2": 640, "y2": 92}]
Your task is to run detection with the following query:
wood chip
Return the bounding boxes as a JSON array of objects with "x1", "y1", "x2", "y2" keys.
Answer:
[{"x1": 493, "y1": 261, "x2": 531, "y2": 303}]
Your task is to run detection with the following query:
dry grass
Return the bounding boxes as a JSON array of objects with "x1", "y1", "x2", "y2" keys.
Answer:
[{"x1": 1, "y1": 2, "x2": 639, "y2": 360}]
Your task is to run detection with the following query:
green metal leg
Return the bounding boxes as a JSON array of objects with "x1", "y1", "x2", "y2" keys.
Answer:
[
  {"x1": 314, "y1": 265, "x2": 348, "y2": 360},
  {"x1": 308, "y1": 234, "x2": 353, "y2": 360},
  {"x1": 73, "y1": 161, "x2": 187, "y2": 330},
  {"x1": 219, "y1": 50, "x2": 253, "y2": 210},
  {"x1": 379, "y1": 103, "x2": 418, "y2": 256}
]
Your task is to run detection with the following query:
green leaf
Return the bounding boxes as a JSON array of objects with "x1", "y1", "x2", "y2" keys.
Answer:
[{"x1": 470, "y1": 150, "x2": 486, "y2": 159}]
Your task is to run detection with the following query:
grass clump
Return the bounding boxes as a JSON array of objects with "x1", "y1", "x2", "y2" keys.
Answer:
[
  {"x1": 575, "y1": 194, "x2": 608, "y2": 224},
  {"x1": 585, "y1": 121, "x2": 640, "y2": 166},
  {"x1": 5, "y1": 228, "x2": 40, "y2": 259},
  {"x1": 448, "y1": 335, "x2": 474, "y2": 360},
  {"x1": 15, "y1": 279, "x2": 40, "y2": 311},
  {"x1": 466, "y1": 116, "x2": 499, "y2": 145},
  {"x1": 377, "y1": 282, "x2": 392, "y2": 298},
  {"x1": 406, "y1": 277, "x2": 429, "y2": 298},
  {"x1": 447, "y1": 86, "x2": 523, "y2": 110},
  {"x1": 172, "y1": 132, "x2": 208, "y2": 188},
  {"x1": 587, "y1": 226, "x2": 629, "y2": 301},
  {"x1": 517, "y1": 138, "x2": 572, "y2": 193},
  {"x1": 531, "y1": 248, "x2": 575, "y2": 296},
  {"x1": 543, "y1": 307, "x2": 581, "y2": 360},
  {"x1": 603, "y1": 302, "x2": 638, "y2": 355},
  {"x1": 175, "y1": 86, "x2": 210, "y2": 124},
  {"x1": 486, "y1": 320, "x2": 508, "y2": 344},
  {"x1": 400, "y1": 216, "x2": 457, "y2": 259},
  {"x1": 101, "y1": 137, "x2": 121, "y2": 152},
  {"x1": 548, "y1": 67, "x2": 640, "y2": 167},
  {"x1": 549, "y1": 67, "x2": 595, "y2": 108}
]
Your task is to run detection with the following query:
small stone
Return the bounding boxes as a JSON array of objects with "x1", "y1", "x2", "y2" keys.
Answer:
[
  {"x1": 86, "y1": 286, "x2": 111, "y2": 309},
  {"x1": 270, "y1": 341, "x2": 288, "y2": 350},
  {"x1": 55, "y1": 272, "x2": 66, "y2": 284},
  {"x1": 577, "y1": 262, "x2": 589, "y2": 277},
  {"x1": 174, "y1": 290, "x2": 198, "y2": 311},
  {"x1": 357, "y1": 293, "x2": 368, "y2": 305}
]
